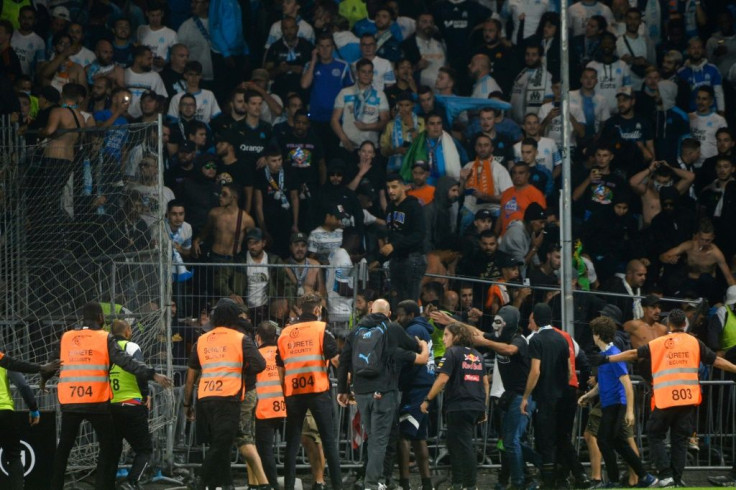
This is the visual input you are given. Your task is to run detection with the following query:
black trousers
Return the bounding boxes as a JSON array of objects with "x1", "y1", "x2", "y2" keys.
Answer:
[
  {"x1": 445, "y1": 410, "x2": 483, "y2": 488},
  {"x1": 646, "y1": 405, "x2": 695, "y2": 482},
  {"x1": 556, "y1": 386, "x2": 586, "y2": 480},
  {"x1": 198, "y1": 399, "x2": 240, "y2": 488},
  {"x1": 110, "y1": 404, "x2": 153, "y2": 484},
  {"x1": 50, "y1": 411, "x2": 116, "y2": 490},
  {"x1": 0, "y1": 410, "x2": 24, "y2": 490},
  {"x1": 284, "y1": 391, "x2": 342, "y2": 490},
  {"x1": 255, "y1": 417, "x2": 283, "y2": 489},
  {"x1": 597, "y1": 403, "x2": 646, "y2": 483}
]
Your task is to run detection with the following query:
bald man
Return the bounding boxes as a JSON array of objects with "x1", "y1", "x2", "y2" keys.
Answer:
[
  {"x1": 337, "y1": 298, "x2": 429, "y2": 490},
  {"x1": 603, "y1": 259, "x2": 648, "y2": 323}
]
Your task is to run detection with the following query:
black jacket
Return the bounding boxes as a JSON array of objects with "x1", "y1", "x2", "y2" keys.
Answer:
[
  {"x1": 386, "y1": 195, "x2": 426, "y2": 257},
  {"x1": 337, "y1": 313, "x2": 420, "y2": 395}
]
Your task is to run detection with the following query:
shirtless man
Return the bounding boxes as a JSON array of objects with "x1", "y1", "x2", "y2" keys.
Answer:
[
  {"x1": 193, "y1": 182, "x2": 255, "y2": 261},
  {"x1": 286, "y1": 232, "x2": 325, "y2": 297},
  {"x1": 623, "y1": 295, "x2": 668, "y2": 349},
  {"x1": 629, "y1": 160, "x2": 695, "y2": 226},
  {"x1": 660, "y1": 219, "x2": 736, "y2": 300}
]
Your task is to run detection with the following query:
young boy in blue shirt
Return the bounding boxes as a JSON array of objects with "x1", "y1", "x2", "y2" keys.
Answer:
[{"x1": 579, "y1": 317, "x2": 659, "y2": 488}]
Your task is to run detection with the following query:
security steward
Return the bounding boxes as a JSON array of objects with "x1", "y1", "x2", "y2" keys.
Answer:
[
  {"x1": 48, "y1": 302, "x2": 172, "y2": 490},
  {"x1": 254, "y1": 320, "x2": 285, "y2": 489},
  {"x1": 183, "y1": 299, "x2": 266, "y2": 490},
  {"x1": 599, "y1": 309, "x2": 736, "y2": 487},
  {"x1": 109, "y1": 320, "x2": 154, "y2": 490},
  {"x1": 0, "y1": 350, "x2": 59, "y2": 490},
  {"x1": 276, "y1": 293, "x2": 343, "y2": 490}
]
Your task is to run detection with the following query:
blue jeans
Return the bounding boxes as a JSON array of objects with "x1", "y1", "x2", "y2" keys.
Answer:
[{"x1": 503, "y1": 394, "x2": 535, "y2": 487}]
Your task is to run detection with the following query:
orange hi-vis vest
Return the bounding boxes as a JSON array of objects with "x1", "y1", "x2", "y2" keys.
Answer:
[
  {"x1": 255, "y1": 345, "x2": 286, "y2": 419},
  {"x1": 278, "y1": 321, "x2": 330, "y2": 397},
  {"x1": 554, "y1": 327, "x2": 579, "y2": 389},
  {"x1": 650, "y1": 332, "x2": 701, "y2": 410},
  {"x1": 58, "y1": 329, "x2": 111, "y2": 405},
  {"x1": 197, "y1": 327, "x2": 246, "y2": 401}
]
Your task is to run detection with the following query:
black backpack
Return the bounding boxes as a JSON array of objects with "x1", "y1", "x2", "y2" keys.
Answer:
[{"x1": 352, "y1": 322, "x2": 388, "y2": 378}]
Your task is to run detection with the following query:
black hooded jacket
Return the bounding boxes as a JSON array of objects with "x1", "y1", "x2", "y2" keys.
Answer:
[
  {"x1": 424, "y1": 176, "x2": 460, "y2": 251},
  {"x1": 179, "y1": 160, "x2": 220, "y2": 233}
]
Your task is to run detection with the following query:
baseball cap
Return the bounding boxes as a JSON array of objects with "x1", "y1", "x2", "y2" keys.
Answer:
[
  {"x1": 599, "y1": 304, "x2": 623, "y2": 327},
  {"x1": 326, "y1": 159, "x2": 347, "y2": 174},
  {"x1": 140, "y1": 90, "x2": 158, "y2": 102},
  {"x1": 726, "y1": 285, "x2": 736, "y2": 305},
  {"x1": 251, "y1": 68, "x2": 270, "y2": 81},
  {"x1": 195, "y1": 154, "x2": 218, "y2": 168},
  {"x1": 641, "y1": 294, "x2": 661, "y2": 308},
  {"x1": 327, "y1": 204, "x2": 350, "y2": 220},
  {"x1": 52, "y1": 6, "x2": 71, "y2": 21},
  {"x1": 495, "y1": 251, "x2": 523, "y2": 269},
  {"x1": 524, "y1": 202, "x2": 546, "y2": 222},
  {"x1": 474, "y1": 209, "x2": 493, "y2": 221},
  {"x1": 290, "y1": 232, "x2": 308, "y2": 244},
  {"x1": 179, "y1": 141, "x2": 196, "y2": 153},
  {"x1": 246, "y1": 228, "x2": 264, "y2": 242},
  {"x1": 616, "y1": 86, "x2": 634, "y2": 98},
  {"x1": 412, "y1": 160, "x2": 430, "y2": 171}
]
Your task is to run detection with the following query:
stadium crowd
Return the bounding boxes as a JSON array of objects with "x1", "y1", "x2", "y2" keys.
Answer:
[{"x1": 3, "y1": 0, "x2": 736, "y2": 489}]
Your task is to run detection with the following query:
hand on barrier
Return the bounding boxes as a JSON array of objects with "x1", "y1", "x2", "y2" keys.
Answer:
[{"x1": 154, "y1": 373, "x2": 173, "y2": 388}]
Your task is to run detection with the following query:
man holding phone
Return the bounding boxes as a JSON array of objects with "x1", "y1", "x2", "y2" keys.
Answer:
[{"x1": 572, "y1": 142, "x2": 627, "y2": 223}]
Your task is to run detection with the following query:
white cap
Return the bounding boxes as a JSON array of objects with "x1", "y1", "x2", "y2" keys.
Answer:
[
  {"x1": 726, "y1": 285, "x2": 736, "y2": 305},
  {"x1": 52, "y1": 6, "x2": 71, "y2": 21}
]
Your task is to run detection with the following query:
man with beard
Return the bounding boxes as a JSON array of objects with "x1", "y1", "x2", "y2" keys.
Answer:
[
  {"x1": 628, "y1": 159, "x2": 694, "y2": 226},
  {"x1": 460, "y1": 133, "x2": 513, "y2": 230},
  {"x1": 161, "y1": 44, "x2": 190, "y2": 95},
  {"x1": 400, "y1": 12, "x2": 446, "y2": 89},
  {"x1": 286, "y1": 232, "x2": 325, "y2": 297},
  {"x1": 168, "y1": 93, "x2": 198, "y2": 148},
  {"x1": 458, "y1": 229, "x2": 502, "y2": 302},
  {"x1": 624, "y1": 295, "x2": 668, "y2": 350},
  {"x1": 469, "y1": 53, "x2": 502, "y2": 100},
  {"x1": 528, "y1": 242, "x2": 561, "y2": 304},
  {"x1": 698, "y1": 128, "x2": 734, "y2": 193},
  {"x1": 602, "y1": 259, "x2": 647, "y2": 323},
  {"x1": 215, "y1": 140, "x2": 249, "y2": 200},
  {"x1": 601, "y1": 86, "x2": 655, "y2": 175},
  {"x1": 318, "y1": 159, "x2": 364, "y2": 236},
  {"x1": 254, "y1": 148, "x2": 299, "y2": 258},
  {"x1": 497, "y1": 161, "x2": 546, "y2": 236},
  {"x1": 472, "y1": 19, "x2": 518, "y2": 94},
  {"x1": 178, "y1": 154, "x2": 221, "y2": 236},
  {"x1": 464, "y1": 108, "x2": 516, "y2": 165},
  {"x1": 509, "y1": 44, "x2": 553, "y2": 124},
  {"x1": 87, "y1": 76, "x2": 111, "y2": 113},
  {"x1": 688, "y1": 86, "x2": 728, "y2": 167},
  {"x1": 614, "y1": 8, "x2": 655, "y2": 90},
  {"x1": 264, "y1": 16, "x2": 313, "y2": 99},
  {"x1": 211, "y1": 87, "x2": 247, "y2": 138},
  {"x1": 123, "y1": 45, "x2": 167, "y2": 119},
  {"x1": 586, "y1": 31, "x2": 631, "y2": 114},
  {"x1": 134, "y1": 89, "x2": 160, "y2": 123},
  {"x1": 85, "y1": 39, "x2": 124, "y2": 89},
  {"x1": 279, "y1": 109, "x2": 325, "y2": 231},
  {"x1": 677, "y1": 37, "x2": 725, "y2": 113},
  {"x1": 11, "y1": 6, "x2": 45, "y2": 78},
  {"x1": 499, "y1": 202, "x2": 546, "y2": 269},
  {"x1": 383, "y1": 173, "x2": 427, "y2": 303},
  {"x1": 424, "y1": 176, "x2": 460, "y2": 252}
]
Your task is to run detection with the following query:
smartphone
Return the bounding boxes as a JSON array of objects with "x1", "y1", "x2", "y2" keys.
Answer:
[{"x1": 553, "y1": 101, "x2": 560, "y2": 108}]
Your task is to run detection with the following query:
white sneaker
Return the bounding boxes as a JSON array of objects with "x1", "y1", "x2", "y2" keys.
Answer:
[{"x1": 657, "y1": 477, "x2": 675, "y2": 487}]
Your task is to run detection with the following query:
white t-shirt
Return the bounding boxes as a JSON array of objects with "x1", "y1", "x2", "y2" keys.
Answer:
[
  {"x1": 326, "y1": 247, "x2": 354, "y2": 322},
  {"x1": 11, "y1": 31, "x2": 46, "y2": 76},
  {"x1": 265, "y1": 19, "x2": 315, "y2": 48},
  {"x1": 585, "y1": 59, "x2": 631, "y2": 114},
  {"x1": 689, "y1": 111, "x2": 728, "y2": 166},
  {"x1": 537, "y1": 101, "x2": 563, "y2": 148},
  {"x1": 415, "y1": 36, "x2": 446, "y2": 89},
  {"x1": 334, "y1": 85, "x2": 389, "y2": 147},
  {"x1": 513, "y1": 136, "x2": 561, "y2": 173},
  {"x1": 69, "y1": 46, "x2": 96, "y2": 67},
  {"x1": 168, "y1": 89, "x2": 222, "y2": 123},
  {"x1": 124, "y1": 68, "x2": 168, "y2": 118},
  {"x1": 246, "y1": 252, "x2": 270, "y2": 308},
  {"x1": 177, "y1": 17, "x2": 214, "y2": 80},
  {"x1": 167, "y1": 221, "x2": 193, "y2": 280},
  {"x1": 615, "y1": 34, "x2": 654, "y2": 90},
  {"x1": 460, "y1": 159, "x2": 513, "y2": 215},
  {"x1": 308, "y1": 226, "x2": 343, "y2": 264},
  {"x1": 136, "y1": 25, "x2": 178, "y2": 71},
  {"x1": 510, "y1": 67, "x2": 553, "y2": 123},
  {"x1": 260, "y1": 92, "x2": 283, "y2": 125},
  {"x1": 472, "y1": 74, "x2": 503, "y2": 99},
  {"x1": 509, "y1": 0, "x2": 554, "y2": 41},
  {"x1": 351, "y1": 56, "x2": 395, "y2": 92},
  {"x1": 567, "y1": 1, "x2": 615, "y2": 37},
  {"x1": 126, "y1": 182, "x2": 175, "y2": 227}
]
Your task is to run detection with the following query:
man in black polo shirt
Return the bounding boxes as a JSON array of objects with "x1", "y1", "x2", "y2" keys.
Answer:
[
  {"x1": 521, "y1": 303, "x2": 572, "y2": 488},
  {"x1": 600, "y1": 86, "x2": 655, "y2": 176}
]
